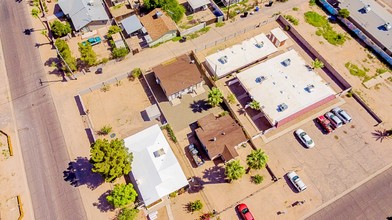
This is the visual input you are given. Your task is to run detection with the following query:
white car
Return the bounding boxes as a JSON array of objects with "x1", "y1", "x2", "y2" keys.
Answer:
[
  {"x1": 325, "y1": 112, "x2": 343, "y2": 128},
  {"x1": 287, "y1": 171, "x2": 307, "y2": 192},
  {"x1": 295, "y1": 129, "x2": 315, "y2": 148}
]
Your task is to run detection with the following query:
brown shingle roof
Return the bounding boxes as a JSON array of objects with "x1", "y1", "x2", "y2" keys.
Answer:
[
  {"x1": 140, "y1": 8, "x2": 177, "y2": 41},
  {"x1": 153, "y1": 54, "x2": 203, "y2": 96},
  {"x1": 195, "y1": 113, "x2": 247, "y2": 161}
]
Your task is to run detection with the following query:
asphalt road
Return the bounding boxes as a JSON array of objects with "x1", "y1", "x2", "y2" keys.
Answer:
[
  {"x1": 307, "y1": 166, "x2": 392, "y2": 219},
  {"x1": 0, "y1": 1, "x2": 86, "y2": 220}
]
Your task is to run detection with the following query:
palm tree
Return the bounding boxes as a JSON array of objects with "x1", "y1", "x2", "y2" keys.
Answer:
[
  {"x1": 246, "y1": 149, "x2": 268, "y2": 172},
  {"x1": 225, "y1": 160, "x2": 245, "y2": 182},
  {"x1": 208, "y1": 87, "x2": 223, "y2": 107},
  {"x1": 249, "y1": 100, "x2": 261, "y2": 110},
  {"x1": 311, "y1": 58, "x2": 324, "y2": 70}
]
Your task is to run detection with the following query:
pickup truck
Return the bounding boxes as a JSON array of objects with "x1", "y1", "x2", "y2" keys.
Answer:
[
  {"x1": 316, "y1": 115, "x2": 334, "y2": 134},
  {"x1": 81, "y1": 36, "x2": 101, "y2": 46},
  {"x1": 188, "y1": 144, "x2": 205, "y2": 167}
]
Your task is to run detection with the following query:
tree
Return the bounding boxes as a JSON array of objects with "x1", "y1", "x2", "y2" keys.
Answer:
[
  {"x1": 55, "y1": 39, "x2": 77, "y2": 71},
  {"x1": 90, "y1": 138, "x2": 133, "y2": 182},
  {"x1": 246, "y1": 149, "x2": 269, "y2": 170},
  {"x1": 189, "y1": 200, "x2": 203, "y2": 212},
  {"x1": 117, "y1": 208, "x2": 139, "y2": 220},
  {"x1": 106, "y1": 183, "x2": 138, "y2": 208},
  {"x1": 225, "y1": 160, "x2": 245, "y2": 181},
  {"x1": 207, "y1": 87, "x2": 223, "y2": 107},
  {"x1": 311, "y1": 58, "x2": 324, "y2": 69},
  {"x1": 78, "y1": 42, "x2": 97, "y2": 66},
  {"x1": 50, "y1": 21, "x2": 72, "y2": 38},
  {"x1": 112, "y1": 47, "x2": 129, "y2": 59},
  {"x1": 252, "y1": 174, "x2": 264, "y2": 184},
  {"x1": 249, "y1": 100, "x2": 261, "y2": 110},
  {"x1": 131, "y1": 68, "x2": 142, "y2": 78},
  {"x1": 107, "y1": 25, "x2": 122, "y2": 37},
  {"x1": 143, "y1": 0, "x2": 185, "y2": 23},
  {"x1": 98, "y1": 125, "x2": 112, "y2": 135},
  {"x1": 338, "y1": 8, "x2": 350, "y2": 18},
  {"x1": 31, "y1": 8, "x2": 40, "y2": 18},
  {"x1": 227, "y1": 94, "x2": 236, "y2": 104}
]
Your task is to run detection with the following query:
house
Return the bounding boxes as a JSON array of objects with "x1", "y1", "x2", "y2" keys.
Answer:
[
  {"x1": 111, "y1": 32, "x2": 126, "y2": 48},
  {"x1": 153, "y1": 54, "x2": 204, "y2": 103},
  {"x1": 58, "y1": 0, "x2": 110, "y2": 32},
  {"x1": 187, "y1": 0, "x2": 210, "y2": 13},
  {"x1": 120, "y1": 14, "x2": 144, "y2": 36},
  {"x1": 195, "y1": 113, "x2": 247, "y2": 162},
  {"x1": 140, "y1": 9, "x2": 178, "y2": 47},
  {"x1": 205, "y1": 33, "x2": 278, "y2": 78},
  {"x1": 236, "y1": 49, "x2": 336, "y2": 128},
  {"x1": 269, "y1": 27, "x2": 288, "y2": 48},
  {"x1": 123, "y1": 124, "x2": 188, "y2": 207}
]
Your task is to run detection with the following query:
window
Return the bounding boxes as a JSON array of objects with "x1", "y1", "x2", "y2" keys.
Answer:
[{"x1": 153, "y1": 148, "x2": 165, "y2": 157}]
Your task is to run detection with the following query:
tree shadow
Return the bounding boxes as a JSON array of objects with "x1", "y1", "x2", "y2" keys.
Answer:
[
  {"x1": 202, "y1": 165, "x2": 227, "y2": 184},
  {"x1": 63, "y1": 157, "x2": 104, "y2": 190},
  {"x1": 189, "y1": 99, "x2": 211, "y2": 113},
  {"x1": 93, "y1": 190, "x2": 114, "y2": 212},
  {"x1": 372, "y1": 129, "x2": 392, "y2": 143},
  {"x1": 188, "y1": 176, "x2": 205, "y2": 193}
]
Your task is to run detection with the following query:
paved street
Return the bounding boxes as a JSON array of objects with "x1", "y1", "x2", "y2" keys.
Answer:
[
  {"x1": 0, "y1": 1, "x2": 86, "y2": 220},
  {"x1": 306, "y1": 165, "x2": 392, "y2": 219}
]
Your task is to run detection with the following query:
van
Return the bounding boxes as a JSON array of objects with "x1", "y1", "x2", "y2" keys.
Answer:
[
  {"x1": 325, "y1": 112, "x2": 343, "y2": 128},
  {"x1": 332, "y1": 107, "x2": 352, "y2": 124}
]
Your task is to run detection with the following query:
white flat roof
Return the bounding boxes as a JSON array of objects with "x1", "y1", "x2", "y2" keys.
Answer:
[
  {"x1": 270, "y1": 27, "x2": 288, "y2": 42},
  {"x1": 237, "y1": 49, "x2": 336, "y2": 125},
  {"x1": 124, "y1": 124, "x2": 188, "y2": 206},
  {"x1": 205, "y1": 33, "x2": 278, "y2": 78}
]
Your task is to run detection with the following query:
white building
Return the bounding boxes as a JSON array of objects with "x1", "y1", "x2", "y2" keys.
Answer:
[
  {"x1": 237, "y1": 49, "x2": 336, "y2": 127},
  {"x1": 205, "y1": 33, "x2": 278, "y2": 78},
  {"x1": 123, "y1": 124, "x2": 188, "y2": 207}
]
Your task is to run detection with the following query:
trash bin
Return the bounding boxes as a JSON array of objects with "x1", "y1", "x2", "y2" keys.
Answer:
[{"x1": 255, "y1": 6, "x2": 259, "y2": 11}]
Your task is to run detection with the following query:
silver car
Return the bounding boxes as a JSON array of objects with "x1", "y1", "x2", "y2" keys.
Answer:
[
  {"x1": 331, "y1": 107, "x2": 352, "y2": 124},
  {"x1": 295, "y1": 129, "x2": 315, "y2": 148},
  {"x1": 287, "y1": 171, "x2": 307, "y2": 192},
  {"x1": 325, "y1": 112, "x2": 343, "y2": 128}
]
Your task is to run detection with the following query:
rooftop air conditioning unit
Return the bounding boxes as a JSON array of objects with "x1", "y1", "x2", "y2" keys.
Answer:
[
  {"x1": 278, "y1": 103, "x2": 288, "y2": 112},
  {"x1": 384, "y1": 22, "x2": 391, "y2": 30},
  {"x1": 255, "y1": 41, "x2": 264, "y2": 48},
  {"x1": 364, "y1": 5, "x2": 371, "y2": 13},
  {"x1": 282, "y1": 58, "x2": 291, "y2": 67},
  {"x1": 305, "y1": 84, "x2": 315, "y2": 92},
  {"x1": 255, "y1": 76, "x2": 266, "y2": 83},
  {"x1": 218, "y1": 55, "x2": 228, "y2": 64}
]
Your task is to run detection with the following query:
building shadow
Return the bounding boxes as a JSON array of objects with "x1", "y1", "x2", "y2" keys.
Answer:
[
  {"x1": 93, "y1": 190, "x2": 114, "y2": 212},
  {"x1": 143, "y1": 71, "x2": 169, "y2": 103},
  {"x1": 63, "y1": 157, "x2": 104, "y2": 190},
  {"x1": 189, "y1": 99, "x2": 211, "y2": 113}
]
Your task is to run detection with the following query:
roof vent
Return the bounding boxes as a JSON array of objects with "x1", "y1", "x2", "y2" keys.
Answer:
[
  {"x1": 384, "y1": 22, "x2": 392, "y2": 30},
  {"x1": 88, "y1": 0, "x2": 94, "y2": 5},
  {"x1": 190, "y1": 60, "x2": 195, "y2": 64},
  {"x1": 255, "y1": 76, "x2": 266, "y2": 83},
  {"x1": 255, "y1": 41, "x2": 264, "y2": 48},
  {"x1": 364, "y1": 4, "x2": 371, "y2": 13},
  {"x1": 218, "y1": 55, "x2": 228, "y2": 64},
  {"x1": 213, "y1": 137, "x2": 217, "y2": 141},
  {"x1": 305, "y1": 84, "x2": 315, "y2": 93},
  {"x1": 221, "y1": 132, "x2": 226, "y2": 135}
]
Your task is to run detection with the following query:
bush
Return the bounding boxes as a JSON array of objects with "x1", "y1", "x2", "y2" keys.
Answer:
[
  {"x1": 106, "y1": 183, "x2": 138, "y2": 208},
  {"x1": 162, "y1": 125, "x2": 177, "y2": 143},
  {"x1": 107, "y1": 25, "x2": 122, "y2": 37},
  {"x1": 99, "y1": 125, "x2": 112, "y2": 135},
  {"x1": 338, "y1": 8, "x2": 350, "y2": 18},
  {"x1": 169, "y1": 191, "x2": 177, "y2": 198},
  {"x1": 216, "y1": 21, "x2": 225, "y2": 27},
  {"x1": 131, "y1": 68, "x2": 142, "y2": 78},
  {"x1": 117, "y1": 208, "x2": 139, "y2": 220},
  {"x1": 189, "y1": 200, "x2": 203, "y2": 212},
  {"x1": 304, "y1": 11, "x2": 328, "y2": 27},
  {"x1": 292, "y1": 7, "x2": 299, "y2": 11},
  {"x1": 252, "y1": 174, "x2": 264, "y2": 184},
  {"x1": 284, "y1": 15, "x2": 299, "y2": 25},
  {"x1": 54, "y1": 39, "x2": 77, "y2": 71},
  {"x1": 112, "y1": 47, "x2": 129, "y2": 59},
  {"x1": 309, "y1": 0, "x2": 316, "y2": 6}
]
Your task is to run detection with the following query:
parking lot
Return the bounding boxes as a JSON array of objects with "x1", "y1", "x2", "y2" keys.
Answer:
[{"x1": 237, "y1": 96, "x2": 392, "y2": 219}]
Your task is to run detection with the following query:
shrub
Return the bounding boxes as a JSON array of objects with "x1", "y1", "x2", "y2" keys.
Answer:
[
  {"x1": 309, "y1": 0, "x2": 316, "y2": 6},
  {"x1": 51, "y1": 21, "x2": 72, "y2": 38},
  {"x1": 101, "y1": 84, "x2": 111, "y2": 92},
  {"x1": 189, "y1": 200, "x2": 203, "y2": 212},
  {"x1": 131, "y1": 68, "x2": 142, "y2": 78},
  {"x1": 338, "y1": 8, "x2": 350, "y2": 18},
  {"x1": 304, "y1": 11, "x2": 328, "y2": 27},
  {"x1": 162, "y1": 125, "x2": 177, "y2": 143},
  {"x1": 106, "y1": 183, "x2": 138, "y2": 208},
  {"x1": 284, "y1": 15, "x2": 299, "y2": 25},
  {"x1": 215, "y1": 21, "x2": 225, "y2": 27},
  {"x1": 292, "y1": 7, "x2": 299, "y2": 11},
  {"x1": 112, "y1": 47, "x2": 129, "y2": 59},
  {"x1": 101, "y1": 57, "x2": 109, "y2": 64},
  {"x1": 169, "y1": 191, "x2": 177, "y2": 198},
  {"x1": 252, "y1": 174, "x2": 264, "y2": 184},
  {"x1": 99, "y1": 125, "x2": 112, "y2": 135},
  {"x1": 117, "y1": 208, "x2": 139, "y2": 220}
]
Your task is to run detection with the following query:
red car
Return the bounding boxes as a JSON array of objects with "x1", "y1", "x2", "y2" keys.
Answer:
[
  {"x1": 237, "y1": 203, "x2": 255, "y2": 220},
  {"x1": 316, "y1": 115, "x2": 334, "y2": 134}
]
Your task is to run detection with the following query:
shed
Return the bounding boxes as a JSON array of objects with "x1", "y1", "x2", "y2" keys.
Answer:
[
  {"x1": 112, "y1": 32, "x2": 126, "y2": 48},
  {"x1": 121, "y1": 15, "x2": 143, "y2": 36},
  {"x1": 187, "y1": 0, "x2": 210, "y2": 12},
  {"x1": 269, "y1": 27, "x2": 289, "y2": 47},
  {"x1": 145, "y1": 104, "x2": 161, "y2": 121}
]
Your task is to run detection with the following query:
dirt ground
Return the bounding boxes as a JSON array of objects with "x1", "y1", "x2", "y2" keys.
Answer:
[
  {"x1": 283, "y1": 3, "x2": 392, "y2": 127},
  {"x1": 82, "y1": 78, "x2": 158, "y2": 140}
]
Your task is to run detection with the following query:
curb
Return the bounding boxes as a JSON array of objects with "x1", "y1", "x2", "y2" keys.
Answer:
[
  {"x1": 17, "y1": 195, "x2": 24, "y2": 220},
  {"x1": 0, "y1": 130, "x2": 13, "y2": 156}
]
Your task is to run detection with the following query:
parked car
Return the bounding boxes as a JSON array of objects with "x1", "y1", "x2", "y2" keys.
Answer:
[
  {"x1": 287, "y1": 171, "x2": 307, "y2": 192},
  {"x1": 316, "y1": 115, "x2": 334, "y2": 134},
  {"x1": 237, "y1": 203, "x2": 255, "y2": 220},
  {"x1": 295, "y1": 129, "x2": 315, "y2": 148},
  {"x1": 188, "y1": 144, "x2": 204, "y2": 167},
  {"x1": 331, "y1": 107, "x2": 352, "y2": 124},
  {"x1": 82, "y1": 36, "x2": 102, "y2": 46},
  {"x1": 325, "y1": 112, "x2": 343, "y2": 128}
]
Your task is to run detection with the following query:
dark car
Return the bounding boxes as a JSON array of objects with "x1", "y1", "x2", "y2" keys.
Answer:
[{"x1": 237, "y1": 203, "x2": 255, "y2": 220}]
